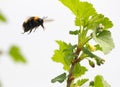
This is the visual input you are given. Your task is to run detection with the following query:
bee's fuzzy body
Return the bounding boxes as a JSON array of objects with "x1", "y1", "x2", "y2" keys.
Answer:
[{"x1": 22, "y1": 16, "x2": 44, "y2": 34}]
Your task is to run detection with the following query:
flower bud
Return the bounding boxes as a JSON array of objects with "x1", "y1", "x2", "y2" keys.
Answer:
[
  {"x1": 88, "y1": 44, "x2": 96, "y2": 52},
  {"x1": 98, "y1": 23, "x2": 104, "y2": 29},
  {"x1": 89, "y1": 60, "x2": 95, "y2": 68}
]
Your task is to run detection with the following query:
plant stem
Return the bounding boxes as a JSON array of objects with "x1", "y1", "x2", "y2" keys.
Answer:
[
  {"x1": 67, "y1": 47, "x2": 81, "y2": 87},
  {"x1": 67, "y1": 26, "x2": 88, "y2": 87}
]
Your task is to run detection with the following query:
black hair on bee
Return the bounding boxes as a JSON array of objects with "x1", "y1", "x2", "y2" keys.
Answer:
[{"x1": 22, "y1": 16, "x2": 46, "y2": 34}]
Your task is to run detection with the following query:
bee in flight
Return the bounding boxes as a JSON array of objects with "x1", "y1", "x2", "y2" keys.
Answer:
[{"x1": 22, "y1": 16, "x2": 53, "y2": 34}]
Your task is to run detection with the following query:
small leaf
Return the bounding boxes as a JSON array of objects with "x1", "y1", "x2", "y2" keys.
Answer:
[
  {"x1": 82, "y1": 47, "x2": 105, "y2": 66},
  {"x1": 88, "y1": 14, "x2": 113, "y2": 30},
  {"x1": 51, "y1": 73, "x2": 66, "y2": 83},
  {"x1": 94, "y1": 44, "x2": 102, "y2": 51},
  {"x1": 72, "y1": 63, "x2": 87, "y2": 78},
  {"x1": 69, "y1": 30, "x2": 79, "y2": 35},
  {"x1": 76, "y1": 78, "x2": 89, "y2": 86},
  {"x1": 0, "y1": 12, "x2": 7, "y2": 22},
  {"x1": 93, "y1": 30, "x2": 114, "y2": 54},
  {"x1": 52, "y1": 41, "x2": 70, "y2": 70},
  {"x1": 52, "y1": 40, "x2": 77, "y2": 71},
  {"x1": 94, "y1": 75, "x2": 111, "y2": 87},
  {"x1": 9, "y1": 45, "x2": 27, "y2": 63},
  {"x1": 89, "y1": 81, "x2": 94, "y2": 86}
]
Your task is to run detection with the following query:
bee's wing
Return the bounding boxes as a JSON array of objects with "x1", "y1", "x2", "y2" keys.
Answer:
[
  {"x1": 42, "y1": 16, "x2": 54, "y2": 23},
  {"x1": 44, "y1": 19, "x2": 54, "y2": 23}
]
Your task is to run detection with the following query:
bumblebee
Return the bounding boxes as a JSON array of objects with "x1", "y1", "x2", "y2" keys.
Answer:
[{"x1": 22, "y1": 16, "x2": 46, "y2": 34}]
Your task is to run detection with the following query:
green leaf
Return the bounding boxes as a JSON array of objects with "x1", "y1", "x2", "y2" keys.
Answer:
[
  {"x1": 82, "y1": 47, "x2": 105, "y2": 66},
  {"x1": 74, "y1": 2, "x2": 96, "y2": 27},
  {"x1": 59, "y1": 0, "x2": 96, "y2": 27},
  {"x1": 0, "y1": 12, "x2": 7, "y2": 22},
  {"x1": 89, "y1": 81, "x2": 94, "y2": 86},
  {"x1": 52, "y1": 40, "x2": 77, "y2": 71},
  {"x1": 9, "y1": 45, "x2": 27, "y2": 63},
  {"x1": 69, "y1": 30, "x2": 79, "y2": 35},
  {"x1": 59, "y1": 0, "x2": 80, "y2": 16},
  {"x1": 88, "y1": 14, "x2": 113, "y2": 30},
  {"x1": 94, "y1": 75, "x2": 111, "y2": 87},
  {"x1": 72, "y1": 63, "x2": 87, "y2": 78},
  {"x1": 93, "y1": 30, "x2": 114, "y2": 54},
  {"x1": 95, "y1": 44, "x2": 102, "y2": 51},
  {"x1": 76, "y1": 2, "x2": 96, "y2": 18},
  {"x1": 51, "y1": 73, "x2": 66, "y2": 83},
  {"x1": 76, "y1": 78, "x2": 89, "y2": 86}
]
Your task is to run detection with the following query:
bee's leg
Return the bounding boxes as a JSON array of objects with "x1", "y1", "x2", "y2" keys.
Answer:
[
  {"x1": 33, "y1": 27, "x2": 38, "y2": 32},
  {"x1": 28, "y1": 29, "x2": 32, "y2": 34},
  {"x1": 41, "y1": 24, "x2": 45, "y2": 30}
]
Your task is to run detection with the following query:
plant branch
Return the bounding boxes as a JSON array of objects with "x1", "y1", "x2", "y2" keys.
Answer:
[{"x1": 67, "y1": 47, "x2": 82, "y2": 87}]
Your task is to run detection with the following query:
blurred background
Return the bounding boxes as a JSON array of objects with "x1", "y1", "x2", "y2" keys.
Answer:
[{"x1": 0, "y1": 0, "x2": 120, "y2": 87}]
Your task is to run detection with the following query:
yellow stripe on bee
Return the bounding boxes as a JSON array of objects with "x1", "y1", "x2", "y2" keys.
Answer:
[
  {"x1": 34, "y1": 16, "x2": 39, "y2": 21},
  {"x1": 24, "y1": 18, "x2": 29, "y2": 23},
  {"x1": 24, "y1": 17, "x2": 32, "y2": 23}
]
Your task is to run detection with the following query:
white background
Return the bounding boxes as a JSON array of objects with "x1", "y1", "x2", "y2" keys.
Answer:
[{"x1": 0, "y1": 0, "x2": 120, "y2": 87}]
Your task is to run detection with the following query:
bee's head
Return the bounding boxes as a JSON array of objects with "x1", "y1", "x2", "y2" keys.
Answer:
[{"x1": 38, "y1": 18, "x2": 44, "y2": 29}]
